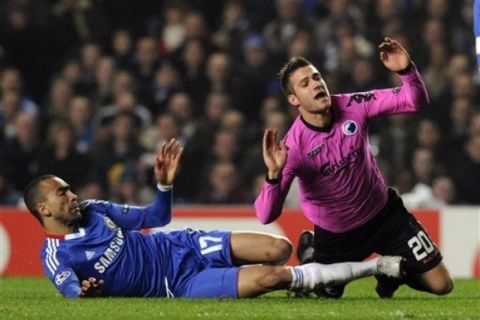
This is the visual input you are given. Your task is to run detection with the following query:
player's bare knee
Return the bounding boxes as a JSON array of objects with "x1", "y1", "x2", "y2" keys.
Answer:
[
  {"x1": 269, "y1": 238, "x2": 292, "y2": 264},
  {"x1": 424, "y1": 275, "x2": 454, "y2": 295},
  {"x1": 430, "y1": 278, "x2": 454, "y2": 295}
]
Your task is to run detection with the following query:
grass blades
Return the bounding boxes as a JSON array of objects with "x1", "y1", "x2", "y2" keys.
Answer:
[{"x1": 0, "y1": 277, "x2": 479, "y2": 319}]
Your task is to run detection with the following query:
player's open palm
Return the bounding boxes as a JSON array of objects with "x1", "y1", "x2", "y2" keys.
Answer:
[
  {"x1": 155, "y1": 138, "x2": 184, "y2": 185},
  {"x1": 263, "y1": 129, "x2": 287, "y2": 178},
  {"x1": 379, "y1": 37, "x2": 411, "y2": 72}
]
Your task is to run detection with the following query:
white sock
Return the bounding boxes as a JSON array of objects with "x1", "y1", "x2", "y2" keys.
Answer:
[
  {"x1": 290, "y1": 258, "x2": 379, "y2": 291},
  {"x1": 289, "y1": 265, "x2": 315, "y2": 291}
]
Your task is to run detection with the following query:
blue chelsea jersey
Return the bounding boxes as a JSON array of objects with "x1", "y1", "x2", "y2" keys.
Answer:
[{"x1": 40, "y1": 190, "x2": 174, "y2": 298}]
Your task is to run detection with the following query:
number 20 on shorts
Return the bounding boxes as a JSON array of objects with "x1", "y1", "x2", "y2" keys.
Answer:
[{"x1": 407, "y1": 230, "x2": 435, "y2": 261}]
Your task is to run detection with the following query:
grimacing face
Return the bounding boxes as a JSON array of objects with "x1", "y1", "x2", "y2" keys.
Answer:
[
  {"x1": 287, "y1": 65, "x2": 331, "y2": 115},
  {"x1": 39, "y1": 177, "x2": 81, "y2": 226}
]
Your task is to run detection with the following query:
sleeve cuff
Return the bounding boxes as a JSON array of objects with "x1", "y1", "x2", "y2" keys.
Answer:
[
  {"x1": 265, "y1": 174, "x2": 280, "y2": 184},
  {"x1": 157, "y1": 183, "x2": 173, "y2": 192},
  {"x1": 397, "y1": 62, "x2": 414, "y2": 75}
]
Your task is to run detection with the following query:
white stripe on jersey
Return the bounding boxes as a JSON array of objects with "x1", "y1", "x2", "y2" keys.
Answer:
[
  {"x1": 46, "y1": 239, "x2": 57, "y2": 274},
  {"x1": 45, "y1": 239, "x2": 54, "y2": 274},
  {"x1": 44, "y1": 250, "x2": 55, "y2": 275},
  {"x1": 45, "y1": 239, "x2": 59, "y2": 275},
  {"x1": 52, "y1": 239, "x2": 60, "y2": 265}
]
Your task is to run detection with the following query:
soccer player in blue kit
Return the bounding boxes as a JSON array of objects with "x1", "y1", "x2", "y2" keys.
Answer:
[{"x1": 25, "y1": 138, "x2": 402, "y2": 298}]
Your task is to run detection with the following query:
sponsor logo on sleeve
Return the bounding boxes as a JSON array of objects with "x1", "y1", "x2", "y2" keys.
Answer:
[
  {"x1": 346, "y1": 92, "x2": 376, "y2": 107},
  {"x1": 55, "y1": 271, "x2": 71, "y2": 285}
]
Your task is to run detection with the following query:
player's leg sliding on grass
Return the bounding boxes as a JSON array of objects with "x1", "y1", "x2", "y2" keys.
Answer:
[
  {"x1": 229, "y1": 233, "x2": 402, "y2": 297},
  {"x1": 235, "y1": 256, "x2": 402, "y2": 297}
]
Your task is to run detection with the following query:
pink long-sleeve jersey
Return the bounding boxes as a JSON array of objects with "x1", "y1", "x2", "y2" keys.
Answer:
[{"x1": 254, "y1": 63, "x2": 429, "y2": 233}]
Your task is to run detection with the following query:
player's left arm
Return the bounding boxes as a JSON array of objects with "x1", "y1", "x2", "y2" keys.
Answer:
[
  {"x1": 42, "y1": 251, "x2": 83, "y2": 298},
  {"x1": 363, "y1": 37, "x2": 430, "y2": 118},
  {"x1": 105, "y1": 139, "x2": 184, "y2": 230}
]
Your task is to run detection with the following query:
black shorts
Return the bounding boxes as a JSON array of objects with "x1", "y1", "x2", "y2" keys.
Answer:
[{"x1": 312, "y1": 188, "x2": 442, "y2": 274}]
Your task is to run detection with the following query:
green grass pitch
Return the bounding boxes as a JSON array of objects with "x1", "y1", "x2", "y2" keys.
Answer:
[{"x1": 0, "y1": 277, "x2": 479, "y2": 319}]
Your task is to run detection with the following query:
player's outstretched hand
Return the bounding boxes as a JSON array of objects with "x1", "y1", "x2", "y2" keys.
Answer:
[
  {"x1": 155, "y1": 138, "x2": 184, "y2": 186},
  {"x1": 379, "y1": 37, "x2": 411, "y2": 72},
  {"x1": 262, "y1": 129, "x2": 288, "y2": 180},
  {"x1": 79, "y1": 277, "x2": 104, "y2": 298}
]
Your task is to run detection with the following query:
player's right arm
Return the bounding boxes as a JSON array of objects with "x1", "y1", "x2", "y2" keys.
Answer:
[{"x1": 254, "y1": 129, "x2": 295, "y2": 224}]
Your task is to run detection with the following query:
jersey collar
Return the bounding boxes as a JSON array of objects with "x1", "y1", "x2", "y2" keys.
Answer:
[
  {"x1": 45, "y1": 228, "x2": 86, "y2": 240},
  {"x1": 300, "y1": 109, "x2": 336, "y2": 133}
]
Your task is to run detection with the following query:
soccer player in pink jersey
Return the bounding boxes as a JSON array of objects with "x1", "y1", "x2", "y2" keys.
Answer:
[{"x1": 255, "y1": 37, "x2": 453, "y2": 298}]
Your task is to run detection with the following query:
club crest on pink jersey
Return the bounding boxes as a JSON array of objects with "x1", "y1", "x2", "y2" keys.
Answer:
[{"x1": 342, "y1": 120, "x2": 358, "y2": 136}]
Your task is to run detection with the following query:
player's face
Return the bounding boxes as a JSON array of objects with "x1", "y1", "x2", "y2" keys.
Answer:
[
  {"x1": 42, "y1": 177, "x2": 81, "y2": 225},
  {"x1": 287, "y1": 65, "x2": 331, "y2": 115}
]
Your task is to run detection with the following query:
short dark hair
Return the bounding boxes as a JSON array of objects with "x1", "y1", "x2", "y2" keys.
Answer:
[
  {"x1": 278, "y1": 56, "x2": 313, "y2": 96},
  {"x1": 23, "y1": 175, "x2": 56, "y2": 225}
]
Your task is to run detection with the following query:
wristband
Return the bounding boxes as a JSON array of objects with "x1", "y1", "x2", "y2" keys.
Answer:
[
  {"x1": 157, "y1": 183, "x2": 173, "y2": 191},
  {"x1": 265, "y1": 174, "x2": 280, "y2": 184}
]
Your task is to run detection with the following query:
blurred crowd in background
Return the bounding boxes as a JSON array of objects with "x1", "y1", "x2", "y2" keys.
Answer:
[{"x1": 0, "y1": 0, "x2": 478, "y2": 208}]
